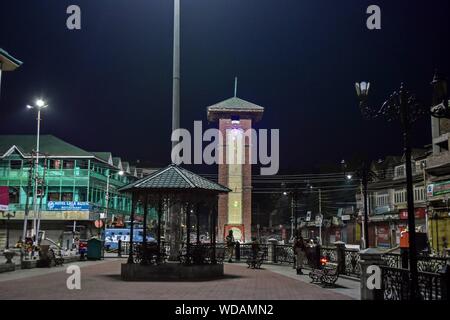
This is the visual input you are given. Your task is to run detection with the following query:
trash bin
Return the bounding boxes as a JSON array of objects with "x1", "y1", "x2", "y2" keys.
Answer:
[{"x1": 87, "y1": 238, "x2": 103, "y2": 260}]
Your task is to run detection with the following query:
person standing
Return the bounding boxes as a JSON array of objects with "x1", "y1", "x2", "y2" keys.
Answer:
[
  {"x1": 226, "y1": 230, "x2": 235, "y2": 263},
  {"x1": 293, "y1": 236, "x2": 307, "y2": 275}
]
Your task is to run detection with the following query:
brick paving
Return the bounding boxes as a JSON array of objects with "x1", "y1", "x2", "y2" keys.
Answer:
[{"x1": 0, "y1": 259, "x2": 353, "y2": 300}]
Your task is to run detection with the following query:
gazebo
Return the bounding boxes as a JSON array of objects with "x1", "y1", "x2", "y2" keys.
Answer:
[{"x1": 118, "y1": 163, "x2": 230, "y2": 281}]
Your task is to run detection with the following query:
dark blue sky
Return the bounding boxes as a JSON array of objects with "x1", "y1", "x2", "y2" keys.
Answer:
[{"x1": 1, "y1": 0, "x2": 449, "y2": 172}]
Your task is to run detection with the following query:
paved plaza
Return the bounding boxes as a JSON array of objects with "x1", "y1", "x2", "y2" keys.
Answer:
[{"x1": 0, "y1": 259, "x2": 358, "y2": 300}]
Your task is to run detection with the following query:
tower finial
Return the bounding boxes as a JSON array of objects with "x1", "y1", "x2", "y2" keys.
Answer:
[{"x1": 234, "y1": 77, "x2": 238, "y2": 97}]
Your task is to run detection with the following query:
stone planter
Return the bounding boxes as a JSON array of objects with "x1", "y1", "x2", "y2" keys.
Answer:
[{"x1": 3, "y1": 250, "x2": 16, "y2": 264}]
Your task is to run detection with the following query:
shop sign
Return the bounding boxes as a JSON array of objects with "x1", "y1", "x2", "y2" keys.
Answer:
[
  {"x1": 47, "y1": 201, "x2": 90, "y2": 211},
  {"x1": 374, "y1": 206, "x2": 391, "y2": 215},
  {"x1": 377, "y1": 226, "x2": 390, "y2": 247},
  {"x1": 428, "y1": 180, "x2": 450, "y2": 197},
  {"x1": 399, "y1": 208, "x2": 426, "y2": 220},
  {"x1": 341, "y1": 215, "x2": 351, "y2": 221}
]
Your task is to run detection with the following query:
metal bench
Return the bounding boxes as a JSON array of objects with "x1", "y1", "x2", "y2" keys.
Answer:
[{"x1": 309, "y1": 262, "x2": 339, "y2": 287}]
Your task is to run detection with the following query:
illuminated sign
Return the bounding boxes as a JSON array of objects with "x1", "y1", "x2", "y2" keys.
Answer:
[{"x1": 47, "y1": 201, "x2": 90, "y2": 211}]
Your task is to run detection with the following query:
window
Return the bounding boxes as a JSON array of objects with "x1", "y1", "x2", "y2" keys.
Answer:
[
  {"x1": 48, "y1": 192, "x2": 60, "y2": 201},
  {"x1": 9, "y1": 187, "x2": 19, "y2": 203},
  {"x1": 63, "y1": 160, "x2": 75, "y2": 169},
  {"x1": 62, "y1": 193, "x2": 73, "y2": 201},
  {"x1": 376, "y1": 192, "x2": 389, "y2": 207},
  {"x1": 10, "y1": 160, "x2": 22, "y2": 169},
  {"x1": 414, "y1": 186, "x2": 425, "y2": 202},
  {"x1": 394, "y1": 189, "x2": 406, "y2": 204},
  {"x1": 50, "y1": 160, "x2": 62, "y2": 169},
  {"x1": 394, "y1": 165, "x2": 405, "y2": 179}
]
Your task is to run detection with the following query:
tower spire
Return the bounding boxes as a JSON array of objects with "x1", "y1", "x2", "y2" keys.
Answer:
[{"x1": 234, "y1": 77, "x2": 238, "y2": 97}]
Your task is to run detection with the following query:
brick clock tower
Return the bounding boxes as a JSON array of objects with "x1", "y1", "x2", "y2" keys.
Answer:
[{"x1": 207, "y1": 94, "x2": 264, "y2": 243}]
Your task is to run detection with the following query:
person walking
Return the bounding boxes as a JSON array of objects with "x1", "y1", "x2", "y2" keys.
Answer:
[
  {"x1": 226, "y1": 230, "x2": 235, "y2": 263},
  {"x1": 293, "y1": 236, "x2": 307, "y2": 275}
]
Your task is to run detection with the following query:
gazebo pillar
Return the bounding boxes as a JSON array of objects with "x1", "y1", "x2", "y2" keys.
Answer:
[
  {"x1": 196, "y1": 203, "x2": 201, "y2": 244},
  {"x1": 210, "y1": 205, "x2": 216, "y2": 264},
  {"x1": 127, "y1": 192, "x2": 138, "y2": 264},
  {"x1": 157, "y1": 196, "x2": 163, "y2": 253},
  {"x1": 186, "y1": 202, "x2": 191, "y2": 255},
  {"x1": 142, "y1": 193, "x2": 149, "y2": 264}
]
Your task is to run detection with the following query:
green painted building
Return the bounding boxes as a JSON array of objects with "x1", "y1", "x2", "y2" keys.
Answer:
[{"x1": 0, "y1": 135, "x2": 138, "y2": 246}]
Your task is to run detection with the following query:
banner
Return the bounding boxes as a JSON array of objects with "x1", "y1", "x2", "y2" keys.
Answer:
[
  {"x1": 47, "y1": 201, "x2": 90, "y2": 211},
  {"x1": 0, "y1": 186, "x2": 9, "y2": 211}
]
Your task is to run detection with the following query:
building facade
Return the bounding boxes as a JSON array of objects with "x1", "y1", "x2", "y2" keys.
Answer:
[
  {"x1": 425, "y1": 108, "x2": 450, "y2": 254},
  {"x1": 355, "y1": 150, "x2": 429, "y2": 249},
  {"x1": 0, "y1": 135, "x2": 138, "y2": 248}
]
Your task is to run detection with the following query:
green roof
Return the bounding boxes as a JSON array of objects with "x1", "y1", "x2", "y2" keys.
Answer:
[
  {"x1": 0, "y1": 48, "x2": 23, "y2": 71},
  {"x1": 119, "y1": 164, "x2": 230, "y2": 193},
  {"x1": 0, "y1": 135, "x2": 94, "y2": 158},
  {"x1": 207, "y1": 97, "x2": 264, "y2": 121},
  {"x1": 92, "y1": 152, "x2": 113, "y2": 164}
]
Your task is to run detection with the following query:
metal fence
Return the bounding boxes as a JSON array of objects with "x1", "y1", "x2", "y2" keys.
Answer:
[{"x1": 381, "y1": 265, "x2": 448, "y2": 300}]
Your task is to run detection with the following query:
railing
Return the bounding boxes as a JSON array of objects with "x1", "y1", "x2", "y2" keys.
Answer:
[
  {"x1": 237, "y1": 243, "x2": 269, "y2": 262},
  {"x1": 382, "y1": 252, "x2": 450, "y2": 273},
  {"x1": 275, "y1": 245, "x2": 294, "y2": 264},
  {"x1": 381, "y1": 265, "x2": 448, "y2": 300},
  {"x1": 320, "y1": 246, "x2": 338, "y2": 263},
  {"x1": 344, "y1": 249, "x2": 362, "y2": 277}
]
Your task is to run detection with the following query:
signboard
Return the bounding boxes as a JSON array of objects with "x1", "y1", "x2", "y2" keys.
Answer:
[
  {"x1": 0, "y1": 186, "x2": 9, "y2": 211},
  {"x1": 399, "y1": 208, "x2": 426, "y2": 220},
  {"x1": 341, "y1": 215, "x2": 351, "y2": 221},
  {"x1": 374, "y1": 206, "x2": 391, "y2": 215},
  {"x1": 94, "y1": 220, "x2": 104, "y2": 229},
  {"x1": 427, "y1": 181, "x2": 450, "y2": 197},
  {"x1": 47, "y1": 201, "x2": 90, "y2": 211},
  {"x1": 377, "y1": 225, "x2": 390, "y2": 248},
  {"x1": 306, "y1": 211, "x2": 311, "y2": 222}
]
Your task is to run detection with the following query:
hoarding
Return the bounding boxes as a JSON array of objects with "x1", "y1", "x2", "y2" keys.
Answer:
[{"x1": 47, "y1": 201, "x2": 90, "y2": 211}]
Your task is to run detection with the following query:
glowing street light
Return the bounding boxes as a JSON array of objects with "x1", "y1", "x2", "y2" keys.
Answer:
[{"x1": 24, "y1": 99, "x2": 48, "y2": 244}]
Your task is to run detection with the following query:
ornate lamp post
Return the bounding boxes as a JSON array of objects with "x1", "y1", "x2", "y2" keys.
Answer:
[{"x1": 354, "y1": 79, "x2": 435, "y2": 300}]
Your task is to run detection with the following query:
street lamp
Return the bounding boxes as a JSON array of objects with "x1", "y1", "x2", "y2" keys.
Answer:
[
  {"x1": 354, "y1": 79, "x2": 436, "y2": 300},
  {"x1": 103, "y1": 169, "x2": 124, "y2": 251},
  {"x1": 26, "y1": 99, "x2": 48, "y2": 245},
  {"x1": 2, "y1": 211, "x2": 16, "y2": 249}
]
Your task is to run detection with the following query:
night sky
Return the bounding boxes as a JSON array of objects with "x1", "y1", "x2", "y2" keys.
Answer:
[{"x1": 1, "y1": 0, "x2": 449, "y2": 173}]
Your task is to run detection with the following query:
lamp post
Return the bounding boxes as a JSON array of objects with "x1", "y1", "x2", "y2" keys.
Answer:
[
  {"x1": 2, "y1": 211, "x2": 16, "y2": 249},
  {"x1": 103, "y1": 170, "x2": 124, "y2": 250},
  {"x1": 354, "y1": 77, "x2": 444, "y2": 300},
  {"x1": 26, "y1": 99, "x2": 48, "y2": 245}
]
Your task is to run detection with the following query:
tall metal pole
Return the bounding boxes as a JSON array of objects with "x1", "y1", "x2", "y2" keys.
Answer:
[
  {"x1": 32, "y1": 109, "x2": 41, "y2": 245},
  {"x1": 362, "y1": 165, "x2": 370, "y2": 248},
  {"x1": 318, "y1": 188, "x2": 322, "y2": 245},
  {"x1": 290, "y1": 193, "x2": 294, "y2": 240},
  {"x1": 400, "y1": 84, "x2": 419, "y2": 300},
  {"x1": 172, "y1": 0, "x2": 180, "y2": 153},
  {"x1": 22, "y1": 158, "x2": 33, "y2": 241}
]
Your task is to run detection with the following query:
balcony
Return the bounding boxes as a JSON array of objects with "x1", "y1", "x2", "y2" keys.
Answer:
[{"x1": 426, "y1": 151, "x2": 450, "y2": 176}]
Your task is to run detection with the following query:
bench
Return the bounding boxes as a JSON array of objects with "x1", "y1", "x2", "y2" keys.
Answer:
[
  {"x1": 309, "y1": 262, "x2": 339, "y2": 287},
  {"x1": 246, "y1": 251, "x2": 265, "y2": 269}
]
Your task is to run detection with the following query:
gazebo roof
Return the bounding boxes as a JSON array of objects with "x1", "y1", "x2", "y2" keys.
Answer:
[
  {"x1": 0, "y1": 48, "x2": 22, "y2": 71},
  {"x1": 119, "y1": 164, "x2": 230, "y2": 193}
]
